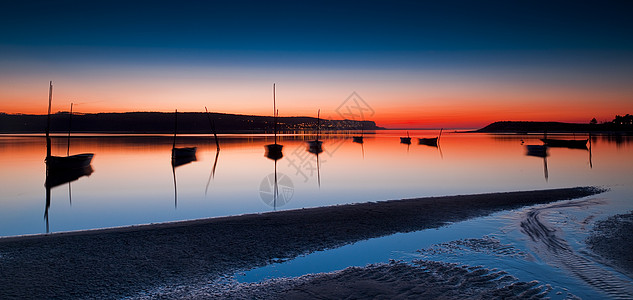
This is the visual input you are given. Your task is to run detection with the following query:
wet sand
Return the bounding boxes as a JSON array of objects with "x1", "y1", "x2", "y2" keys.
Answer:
[
  {"x1": 199, "y1": 261, "x2": 551, "y2": 300},
  {"x1": 0, "y1": 187, "x2": 602, "y2": 299},
  {"x1": 587, "y1": 211, "x2": 633, "y2": 276}
]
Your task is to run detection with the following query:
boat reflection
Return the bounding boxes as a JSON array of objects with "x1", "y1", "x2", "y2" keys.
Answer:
[
  {"x1": 307, "y1": 143, "x2": 323, "y2": 188},
  {"x1": 353, "y1": 136, "x2": 365, "y2": 159},
  {"x1": 44, "y1": 165, "x2": 94, "y2": 233},
  {"x1": 45, "y1": 165, "x2": 94, "y2": 188},
  {"x1": 205, "y1": 150, "x2": 220, "y2": 197},
  {"x1": 525, "y1": 145, "x2": 549, "y2": 181},
  {"x1": 172, "y1": 155, "x2": 197, "y2": 208}
]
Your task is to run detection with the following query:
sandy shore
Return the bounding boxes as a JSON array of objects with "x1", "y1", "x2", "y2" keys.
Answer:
[
  {"x1": 586, "y1": 211, "x2": 633, "y2": 276},
  {"x1": 0, "y1": 187, "x2": 602, "y2": 299}
]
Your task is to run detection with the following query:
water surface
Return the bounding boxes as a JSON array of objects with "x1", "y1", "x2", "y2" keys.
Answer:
[{"x1": 1, "y1": 131, "x2": 631, "y2": 237}]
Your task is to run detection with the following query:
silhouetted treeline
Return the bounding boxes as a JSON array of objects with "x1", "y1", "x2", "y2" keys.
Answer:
[
  {"x1": 477, "y1": 119, "x2": 633, "y2": 133},
  {"x1": 0, "y1": 112, "x2": 382, "y2": 133}
]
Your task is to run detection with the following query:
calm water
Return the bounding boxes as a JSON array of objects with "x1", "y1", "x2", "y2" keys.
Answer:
[{"x1": 1, "y1": 131, "x2": 632, "y2": 237}]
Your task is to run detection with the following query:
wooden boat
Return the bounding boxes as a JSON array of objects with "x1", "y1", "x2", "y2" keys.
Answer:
[
  {"x1": 171, "y1": 109, "x2": 197, "y2": 159},
  {"x1": 540, "y1": 138, "x2": 588, "y2": 149},
  {"x1": 45, "y1": 82, "x2": 94, "y2": 170},
  {"x1": 46, "y1": 153, "x2": 94, "y2": 169},
  {"x1": 307, "y1": 109, "x2": 323, "y2": 150},
  {"x1": 418, "y1": 137, "x2": 438, "y2": 146},
  {"x1": 400, "y1": 131, "x2": 411, "y2": 144},
  {"x1": 172, "y1": 147, "x2": 197, "y2": 159},
  {"x1": 265, "y1": 84, "x2": 283, "y2": 160},
  {"x1": 418, "y1": 128, "x2": 443, "y2": 147}
]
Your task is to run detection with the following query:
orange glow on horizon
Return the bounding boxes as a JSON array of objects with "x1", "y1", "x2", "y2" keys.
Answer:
[{"x1": 1, "y1": 71, "x2": 631, "y2": 129}]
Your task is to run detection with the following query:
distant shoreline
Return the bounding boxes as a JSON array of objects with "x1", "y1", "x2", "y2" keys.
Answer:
[
  {"x1": 0, "y1": 111, "x2": 384, "y2": 134},
  {"x1": 473, "y1": 121, "x2": 633, "y2": 134}
]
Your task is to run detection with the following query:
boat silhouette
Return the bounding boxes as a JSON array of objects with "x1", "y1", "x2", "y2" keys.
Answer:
[
  {"x1": 400, "y1": 131, "x2": 412, "y2": 144},
  {"x1": 45, "y1": 82, "x2": 94, "y2": 169},
  {"x1": 307, "y1": 109, "x2": 323, "y2": 151},
  {"x1": 171, "y1": 109, "x2": 197, "y2": 159},
  {"x1": 265, "y1": 83, "x2": 283, "y2": 160},
  {"x1": 541, "y1": 138, "x2": 588, "y2": 149},
  {"x1": 418, "y1": 128, "x2": 442, "y2": 147}
]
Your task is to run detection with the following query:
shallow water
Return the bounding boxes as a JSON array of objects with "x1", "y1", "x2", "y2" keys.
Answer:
[
  {"x1": 1, "y1": 131, "x2": 631, "y2": 237},
  {"x1": 234, "y1": 189, "x2": 632, "y2": 299}
]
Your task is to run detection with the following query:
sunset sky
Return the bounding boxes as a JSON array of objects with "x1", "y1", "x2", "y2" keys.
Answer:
[{"x1": 1, "y1": 0, "x2": 632, "y2": 128}]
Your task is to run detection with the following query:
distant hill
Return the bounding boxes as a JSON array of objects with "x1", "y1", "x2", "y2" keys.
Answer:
[
  {"x1": 476, "y1": 121, "x2": 632, "y2": 133},
  {"x1": 0, "y1": 112, "x2": 383, "y2": 133}
]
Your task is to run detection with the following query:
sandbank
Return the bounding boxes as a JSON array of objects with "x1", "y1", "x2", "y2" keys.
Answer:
[{"x1": 0, "y1": 187, "x2": 602, "y2": 299}]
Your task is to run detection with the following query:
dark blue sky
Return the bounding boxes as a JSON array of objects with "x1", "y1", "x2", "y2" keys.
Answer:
[{"x1": 2, "y1": 0, "x2": 632, "y2": 52}]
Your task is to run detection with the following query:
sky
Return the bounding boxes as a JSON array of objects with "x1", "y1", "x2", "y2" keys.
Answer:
[{"x1": 1, "y1": 0, "x2": 632, "y2": 128}]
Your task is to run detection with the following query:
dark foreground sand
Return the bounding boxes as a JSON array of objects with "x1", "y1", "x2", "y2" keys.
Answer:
[
  {"x1": 587, "y1": 211, "x2": 633, "y2": 276},
  {"x1": 0, "y1": 187, "x2": 603, "y2": 299},
  {"x1": 191, "y1": 261, "x2": 552, "y2": 300}
]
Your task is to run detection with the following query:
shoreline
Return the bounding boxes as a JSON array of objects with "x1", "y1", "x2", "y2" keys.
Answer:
[{"x1": 0, "y1": 187, "x2": 603, "y2": 299}]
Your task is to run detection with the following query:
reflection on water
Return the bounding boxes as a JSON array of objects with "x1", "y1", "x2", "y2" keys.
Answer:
[
  {"x1": 172, "y1": 154, "x2": 197, "y2": 209},
  {"x1": 205, "y1": 150, "x2": 220, "y2": 196},
  {"x1": 0, "y1": 131, "x2": 632, "y2": 237},
  {"x1": 44, "y1": 165, "x2": 94, "y2": 233}
]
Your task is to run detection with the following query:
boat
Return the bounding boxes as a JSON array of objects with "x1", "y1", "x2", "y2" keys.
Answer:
[
  {"x1": 540, "y1": 138, "x2": 588, "y2": 149},
  {"x1": 44, "y1": 82, "x2": 94, "y2": 170},
  {"x1": 418, "y1": 128, "x2": 442, "y2": 147},
  {"x1": 400, "y1": 131, "x2": 412, "y2": 144},
  {"x1": 172, "y1": 147, "x2": 197, "y2": 159},
  {"x1": 171, "y1": 109, "x2": 197, "y2": 159},
  {"x1": 265, "y1": 84, "x2": 283, "y2": 160},
  {"x1": 46, "y1": 153, "x2": 94, "y2": 169},
  {"x1": 307, "y1": 109, "x2": 323, "y2": 150}
]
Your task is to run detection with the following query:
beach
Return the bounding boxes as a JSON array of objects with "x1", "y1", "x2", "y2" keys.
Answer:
[{"x1": 0, "y1": 187, "x2": 609, "y2": 299}]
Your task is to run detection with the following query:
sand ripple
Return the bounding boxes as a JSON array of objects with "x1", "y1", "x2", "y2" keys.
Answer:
[
  {"x1": 144, "y1": 261, "x2": 551, "y2": 300},
  {"x1": 520, "y1": 199, "x2": 633, "y2": 299}
]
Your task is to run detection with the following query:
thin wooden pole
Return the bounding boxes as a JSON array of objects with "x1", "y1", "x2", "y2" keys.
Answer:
[
  {"x1": 46, "y1": 81, "x2": 52, "y2": 159},
  {"x1": 205, "y1": 106, "x2": 220, "y2": 151},
  {"x1": 317, "y1": 109, "x2": 320, "y2": 141},
  {"x1": 273, "y1": 84, "x2": 277, "y2": 145},
  {"x1": 67, "y1": 103, "x2": 73, "y2": 156},
  {"x1": 173, "y1": 109, "x2": 178, "y2": 150}
]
